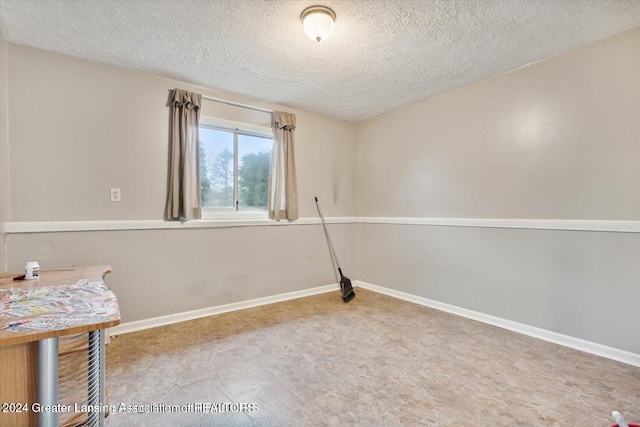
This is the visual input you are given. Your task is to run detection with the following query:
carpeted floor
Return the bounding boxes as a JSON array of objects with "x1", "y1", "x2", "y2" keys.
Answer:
[{"x1": 105, "y1": 288, "x2": 639, "y2": 426}]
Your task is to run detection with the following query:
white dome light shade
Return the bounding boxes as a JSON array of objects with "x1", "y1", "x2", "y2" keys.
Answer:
[{"x1": 301, "y1": 6, "x2": 336, "y2": 42}]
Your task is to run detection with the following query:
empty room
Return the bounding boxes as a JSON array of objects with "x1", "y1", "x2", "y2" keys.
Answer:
[{"x1": 0, "y1": 1, "x2": 639, "y2": 426}]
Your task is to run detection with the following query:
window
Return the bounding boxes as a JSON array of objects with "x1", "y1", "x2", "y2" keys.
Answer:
[{"x1": 199, "y1": 119, "x2": 272, "y2": 219}]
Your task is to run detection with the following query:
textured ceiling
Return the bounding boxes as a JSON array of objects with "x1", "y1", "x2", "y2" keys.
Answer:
[{"x1": 1, "y1": 0, "x2": 639, "y2": 122}]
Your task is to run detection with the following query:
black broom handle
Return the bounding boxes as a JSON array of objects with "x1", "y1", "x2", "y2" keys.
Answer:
[{"x1": 315, "y1": 197, "x2": 344, "y2": 277}]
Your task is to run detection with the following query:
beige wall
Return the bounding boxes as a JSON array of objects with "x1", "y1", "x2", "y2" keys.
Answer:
[
  {"x1": 4, "y1": 44, "x2": 357, "y2": 322},
  {"x1": 356, "y1": 27, "x2": 640, "y2": 354},
  {"x1": 8, "y1": 224, "x2": 355, "y2": 322},
  {"x1": 357, "y1": 224, "x2": 640, "y2": 353},
  {"x1": 0, "y1": 31, "x2": 8, "y2": 272},
  {"x1": 357, "y1": 27, "x2": 640, "y2": 220},
  {"x1": 7, "y1": 44, "x2": 356, "y2": 221}
]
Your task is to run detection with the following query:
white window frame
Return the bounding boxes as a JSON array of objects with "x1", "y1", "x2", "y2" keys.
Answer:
[{"x1": 199, "y1": 117, "x2": 272, "y2": 221}]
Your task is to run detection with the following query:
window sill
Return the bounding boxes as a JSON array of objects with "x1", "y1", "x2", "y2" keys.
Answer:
[{"x1": 200, "y1": 211, "x2": 269, "y2": 221}]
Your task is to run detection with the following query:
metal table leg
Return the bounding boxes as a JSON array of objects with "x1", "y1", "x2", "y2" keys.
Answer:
[
  {"x1": 37, "y1": 337, "x2": 58, "y2": 427},
  {"x1": 87, "y1": 329, "x2": 106, "y2": 427}
]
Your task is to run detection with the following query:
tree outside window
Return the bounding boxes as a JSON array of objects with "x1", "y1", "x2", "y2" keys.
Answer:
[{"x1": 199, "y1": 126, "x2": 271, "y2": 212}]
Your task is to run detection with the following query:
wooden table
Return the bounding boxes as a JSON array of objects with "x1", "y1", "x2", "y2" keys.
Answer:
[{"x1": 0, "y1": 266, "x2": 120, "y2": 427}]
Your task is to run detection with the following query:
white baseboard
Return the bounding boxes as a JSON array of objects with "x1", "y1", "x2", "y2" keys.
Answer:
[
  {"x1": 108, "y1": 279, "x2": 639, "y2": 368},
  {"x1": 354, "y1": 281, "x2": 640, "y2": 368},
  {"x1": 109, "y1": 283, "x2": 340, "y2": 336}
]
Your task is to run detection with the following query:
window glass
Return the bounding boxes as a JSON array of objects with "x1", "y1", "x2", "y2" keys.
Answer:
[
  {"x1": 238, "y1": 134, "x2": 272, "y2": 210},
  {"x1": 199, "y1": 122, "x2": 272, "y2": 216},
  {"x1": 200, "y1": 127, "x2": 234, "y2": 209}
]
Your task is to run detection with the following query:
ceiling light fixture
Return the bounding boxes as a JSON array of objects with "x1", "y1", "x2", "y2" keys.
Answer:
[{"x1": 300, "y1": 5, "x2": 336, "y2": 43}]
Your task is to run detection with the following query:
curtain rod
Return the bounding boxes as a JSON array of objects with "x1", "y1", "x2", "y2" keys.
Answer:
[{"x1": 202, "y1": 95, "x2": 273, "y2": 115}]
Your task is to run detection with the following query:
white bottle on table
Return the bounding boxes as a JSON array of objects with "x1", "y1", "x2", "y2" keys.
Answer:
[{"x1": 25, "y1": 261, "x2": 40, "y2": 279}]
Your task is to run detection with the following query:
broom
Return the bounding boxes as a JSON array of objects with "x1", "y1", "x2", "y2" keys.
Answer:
[{"x1": 315, "y1": 197, "x2": 356, "y2": 303}]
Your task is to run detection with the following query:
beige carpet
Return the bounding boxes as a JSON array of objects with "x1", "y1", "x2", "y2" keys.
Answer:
[{"x1": 105, "y1": 288, "x2": 639, "y2": 426}]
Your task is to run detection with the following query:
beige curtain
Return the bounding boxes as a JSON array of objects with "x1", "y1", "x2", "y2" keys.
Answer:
[
  {"x1": 166, "y1": 89, "x2": 202, "y2": 220},
  {"x1": 268, "y1": 111, "x2": 298, "y2": 220}
]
